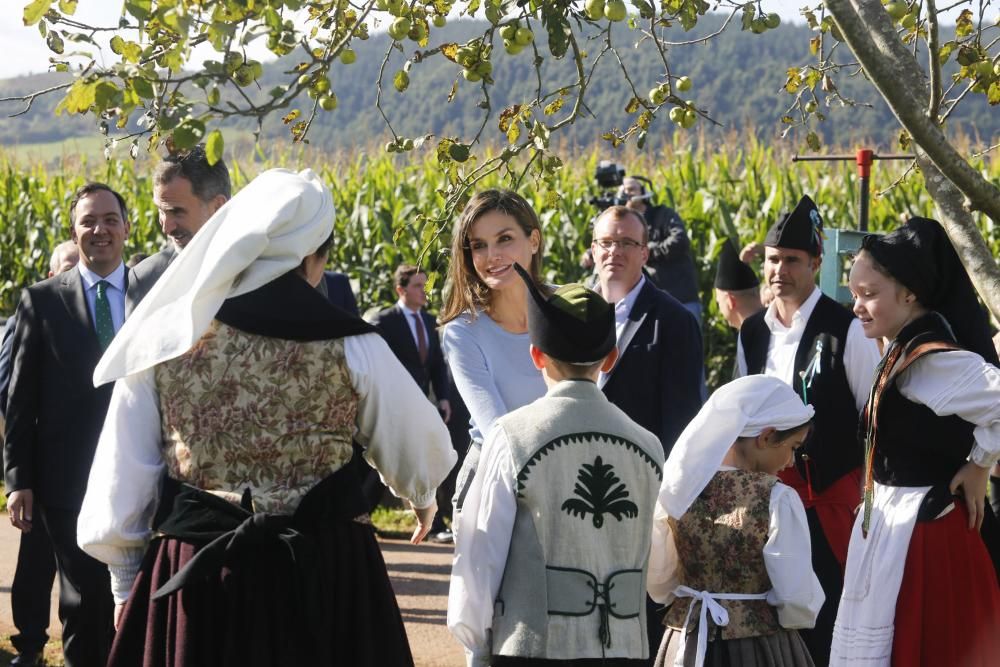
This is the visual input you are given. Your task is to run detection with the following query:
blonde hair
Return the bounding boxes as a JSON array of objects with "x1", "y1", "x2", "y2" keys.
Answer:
[{"x1": 440, "y1": 189, "x2": 544, "y2": 324}]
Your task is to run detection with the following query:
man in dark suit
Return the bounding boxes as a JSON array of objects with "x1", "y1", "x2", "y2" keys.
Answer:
[
  {"x1": 319, "y1": 270, "x2": 359, "y2": 315},
  {"x1": 4, "y1": 183, "x2": 131, "y2": 667},
  {"x1": 370, "y1": 265, "x2": 450, "y2": 417},
  {"x1": 370, "y1": 265, "x2": 454, "y2": 539},
  {"x1": 126, "y1": 144, "x2": 230, "y2": 314},
  {"x1": 0, "y1": 241, "x2": 79, "y2": 666},
  {"x1": 591, "y1": 205, "x2": 704, "y2": 663}
]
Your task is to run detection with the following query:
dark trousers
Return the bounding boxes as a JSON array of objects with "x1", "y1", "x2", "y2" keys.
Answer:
[
  {"x1": 432, "y1": 394, "x2": 471, "y2": 533},
  {"x1": 797, "y1": 507, "x2": 841, "y2": 667},
  {"x1": 39, "y1": 505, "x2": 115, "y2": 667},
  {"x1": 10, "y1": 525, "x2": 58, "y2": 655}
]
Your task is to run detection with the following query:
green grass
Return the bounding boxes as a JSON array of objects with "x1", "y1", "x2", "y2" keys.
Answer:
[{"x1": 370, "y1": 505, "x2": 418, "y2": 539}]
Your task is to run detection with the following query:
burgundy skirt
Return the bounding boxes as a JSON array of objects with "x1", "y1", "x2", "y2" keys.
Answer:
[
  {"x1": 891, "y1": 502, "x2": 1000, "y2": 667},
  {"x1": 108, "y1": 520, "x2": 414, "y2": 667}
]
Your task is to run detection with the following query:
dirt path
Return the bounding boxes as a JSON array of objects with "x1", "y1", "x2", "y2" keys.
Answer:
[{"x1": 0, "y1": 520, "x2": 463, "y2": 666}]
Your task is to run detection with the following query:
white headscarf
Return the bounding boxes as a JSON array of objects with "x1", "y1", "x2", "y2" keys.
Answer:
[
  {"x1": 659, "y1": 376, "x2": 814, "y2": 519},
  {"x1": 94, "y1": 168, "x2": 334, "y2": 386}
]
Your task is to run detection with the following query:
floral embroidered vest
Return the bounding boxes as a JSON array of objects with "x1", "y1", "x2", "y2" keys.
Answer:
[
  {"x1": 154, "y1": 320, "x2": 359, "y2": 513},
  {"x1": 664, "y1": 469, "x2": 781, "y2": 640}
]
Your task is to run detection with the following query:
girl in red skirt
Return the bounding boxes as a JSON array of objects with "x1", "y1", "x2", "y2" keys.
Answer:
[{"x1": 832, "y1": 218, "x2": 1000, "y2": 666}]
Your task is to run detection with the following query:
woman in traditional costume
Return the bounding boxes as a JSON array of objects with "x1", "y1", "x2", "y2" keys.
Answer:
[
  {"x1": 831, "y1": 217, "x2": 1000, "y2": 666},
  {"x1": 648, "y1": 375, "x2": 824, "y2": 667},
  {"x1": 77, "y1": 169, "x2": 457, "y2": 666},
  {"x1": 439, "y1": 190, "x2": 547, "y2": 520}
]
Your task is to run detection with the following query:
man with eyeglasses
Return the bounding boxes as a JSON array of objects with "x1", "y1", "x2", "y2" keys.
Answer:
[{"x1": 591, "y1": 205, "x2": 705, "y2": 663}]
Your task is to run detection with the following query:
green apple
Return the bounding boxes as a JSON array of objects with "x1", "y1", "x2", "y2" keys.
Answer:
[
  {"x1": 504, "y1": 39, "x2": 524, "y2": 55},
  {"x1": 765, "y1": 13, "x2": 780, "y2": 29},
  {"x1": 340, "y1": 48, "x2": 357, "y2": 65},
  {"x1": 499, "y1": 24, "x2": 517, "y2": 41},
  {"x1": 681, "y1": 110, "x2": 697, "y2": 128},
  {"x1": 900, "y1": 12, "x2": 916, "y2": 29},
  {"x1": 433, "y1": 14, "x2": 447, "y2": 28},
  {"x1": 585, "y1": 0, "x2": 605, "y2": 21},
  {"x1": 233, "y1": 65, "x2": 255, "y2": 87},
  {"x1": 804, "y1": 100, "x2": 818, "y2": 113},
  {"x1": 676, "y1": 76, "x2": 692, "y2": 92},
  {"x1": 884, "y1": 2, "x2": 907, "y2": 21},
  {"x1": 974, "y1": 60, "x2": 994, "y2": 77},
  {"x1": 605, "y1": 0, "x2": 626, "y2": 22},
  {"x1": 515, "y1": 27, "x2": 534, "y2": 46},
  {"x1": 388, "y1": 17, "x2": 411, "y2": 41},
  {"x1": 668, "y1": 107, "x2": 684, "y2": 123},
  {"x1": 319, "y1": 94, "x2": 338, "y2": 111},
  {"x1": 463, "y1": 69, "x2": 482, "y2": 82},
  {"x1": 649, "y1": 86, "x2": 667, "y2": 105}
]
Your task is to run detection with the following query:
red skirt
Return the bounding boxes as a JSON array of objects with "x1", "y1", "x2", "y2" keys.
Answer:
[
  {"x1": 891, "y1": 502, "x2": 1000, "y2": 667},
  {"x1": 108, "y1": 520, "x2": 414, "y2": 667}
]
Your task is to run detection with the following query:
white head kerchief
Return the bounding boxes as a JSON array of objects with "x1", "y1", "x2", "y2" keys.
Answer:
[
  {"x1": 659, "y1": 375, "x2": 814, "y2": 519},
  {"x1": 93, "y1": 168, "x2": 334, "y2": 386}
]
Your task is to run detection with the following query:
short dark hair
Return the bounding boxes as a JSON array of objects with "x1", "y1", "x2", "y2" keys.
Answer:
[
  {"x1": 69, "y1": 183, "x2": 128, "y2": 225},
  {"x1": 154, "y1": 144, "x2": 232, "y2": 202},
  {"x1": 545, "y1": 356, "x2": 605, "y2": 378},
  {"x1": 394, "y1": 264, "x2": 425, "y2": 289},
  {"x1": 314, "y1": 230, "x2": 334, "y2": 258},
  {"x1": 595, "y1": 205, "x2": 649, "y2": 244}
]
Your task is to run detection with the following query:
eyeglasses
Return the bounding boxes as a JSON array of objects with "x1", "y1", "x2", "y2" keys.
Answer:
[{"x1": 593, "y1": 237, "x2": 644, "y2": 251}]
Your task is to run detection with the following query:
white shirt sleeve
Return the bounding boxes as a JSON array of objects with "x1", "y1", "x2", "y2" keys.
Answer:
[
  {"x1": 646, "y1": 498, "x2": 680, "y2": 605},
  {"x1": 735, "y1": 333, "x2": 748, "y2": 378},
  {"x1": 764, "y1": 483, "x2": 825, "y2": 629},
  {"x1": 77, "y1": 368, "x2": 165, "y2": 604},
  {"x1": 447, "y1": 423, "x2": 518, "y2": 665},
  {"x1": 895, "y1": 349, "x2": 1000, "y2": 468},
  {"x1": 345, "y1": 333, "x2": 456, "y2": 509},
  {"x1": 843, "y1": 318, "x2": 882, "y2": 412}
]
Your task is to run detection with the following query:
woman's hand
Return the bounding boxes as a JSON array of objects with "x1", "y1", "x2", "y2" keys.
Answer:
[
  {"x1": 410, "y1": 500, "x2": 438, "y2": 544},
  {"x1": 949, "y1": 461, "x2": 991, "y2": 531}
]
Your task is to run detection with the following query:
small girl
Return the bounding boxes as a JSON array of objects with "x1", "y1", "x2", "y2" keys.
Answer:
[
  {"x1": 648, "y1": 375, "x2": 824, "y2": 667},
  {"x1": 831, "y1": 218, "x2": 1000, "y2": 666}
]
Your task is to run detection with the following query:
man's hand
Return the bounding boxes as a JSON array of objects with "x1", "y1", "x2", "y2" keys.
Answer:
[
  {"x1": 740, "y1": 242, "x2": 764, "y2": 263},
  {"x1": 410, "y1": 500, "x2": 438, "y2": 545},
  {"x1": 8, "y1": 489, "x2": 34, "y2": 532},
  {"x1": 438, "y1": 399, "x2": 452, "y2": 424},
  {"x1": 949, "y1": 461, "x2": 990, "y2": 531}
]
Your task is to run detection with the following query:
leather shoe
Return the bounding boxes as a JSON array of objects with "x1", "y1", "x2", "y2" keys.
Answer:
[{"x1": 10, "y1": 651, "x2": 43, "y2": 666}]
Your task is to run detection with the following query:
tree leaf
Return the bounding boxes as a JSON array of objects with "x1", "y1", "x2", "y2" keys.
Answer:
[
  {"x1": 988, "y1": 82, "x2": 1000, "y2": 106},
  {"x1": 23, "y1": 0, "x2": 51, "y2": 26},
  {"x1": 805, "y1": 130, "x2": 821, "y2": 151},
  {"x1": 507, "y1": 122, "x2": 520, "y2": 144},
  {"x1": 125, "y1": 0, "x2": 151, "y2": 21},
  {"x1": 172, "y1": 119, "x2": 206, "y2": 150},
  {"x1": 93, "y1": 81, "x2": 122, "y2": 110},
  {"x1": 58, "y1": 0, "x2": 77, "y2": 14},
  {"x1": 543, "y1": 97, "x2": 564, "y2": 115},
  {"x1": 110, "y1": 35, "x2": 125, "y2": 55},
  {"x1": 205, "y1": 129, "x2": 224, "y2": 165},
  {"x1": 625, "y1": 97, "x2": 640, "y2": 114}
]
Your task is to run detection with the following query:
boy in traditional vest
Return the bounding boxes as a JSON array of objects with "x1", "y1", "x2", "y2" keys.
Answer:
[{"x1": 448, "y1": 264, "x2": 665, "y2": 667}]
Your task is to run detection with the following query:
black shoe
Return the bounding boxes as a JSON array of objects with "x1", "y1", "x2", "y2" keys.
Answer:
[{"x1": 10, "y1": 651, "x2": 43, "y2": 666}]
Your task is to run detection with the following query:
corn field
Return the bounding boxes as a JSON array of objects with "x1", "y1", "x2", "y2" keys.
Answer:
[{"x1": 1, "y1": 137, "x2": 997, "y2": 390}]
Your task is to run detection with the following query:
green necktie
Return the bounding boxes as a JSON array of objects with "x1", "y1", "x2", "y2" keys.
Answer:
[{"x1": 95, "y1": 280, "x2": 115, "y2": 350}]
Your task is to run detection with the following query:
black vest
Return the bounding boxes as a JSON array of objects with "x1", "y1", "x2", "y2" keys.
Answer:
[
  {"x1": 741, "y1": 293, "x2": 862, "y2": 492},
  {"x1": 862, "y1": 313, "x2": 975, "y2": 487}
]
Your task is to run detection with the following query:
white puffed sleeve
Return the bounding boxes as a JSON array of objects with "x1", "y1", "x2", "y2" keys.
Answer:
[
  {"x1": 764, "y1": 483, "x2": 825, "y2": 628},
  {"x1": 345, "y1": 332, "x2": 456, "y2": 509},
  {"x1": 896, "y1": 349, "x2": 1000, "y2": 469},
  {"x1": 77, "y1": 368, "x2": 165, "y2": 604},
  {"x1": 646, "y1": 498, "x2": 681, "y2": 605}
]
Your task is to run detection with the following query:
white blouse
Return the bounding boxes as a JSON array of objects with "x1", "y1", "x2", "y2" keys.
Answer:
[
  {"x1": 647, "y1": 470, "x2": 825, "y2": 630},
  {"x1": 77, "y1": 332, "x2": 456, "y2": 603}
]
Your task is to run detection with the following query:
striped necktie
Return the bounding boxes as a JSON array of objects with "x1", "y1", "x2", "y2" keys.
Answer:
[{"x1": 95, "y1": 280, "x2": 115, "y2": 350}]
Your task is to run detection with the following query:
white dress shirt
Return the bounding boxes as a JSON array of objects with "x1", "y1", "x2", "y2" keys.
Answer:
[
  {"x1": 77, "y1": 261, "x2": 127, "y2": 334},
  {"x1": 397, "y1": 299, "x2": 426, "y2": 350},
  {"x1": 598, "y1": 276, "x2": 646, "y2": 386},
  {"x1": 735, "y1": 286, "x2": 880, "y2": 411}
]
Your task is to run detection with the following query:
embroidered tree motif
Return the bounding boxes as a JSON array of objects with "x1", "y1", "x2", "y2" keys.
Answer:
[{"x1": 561, "y1": 456, "x2": 638, "y2": 528}]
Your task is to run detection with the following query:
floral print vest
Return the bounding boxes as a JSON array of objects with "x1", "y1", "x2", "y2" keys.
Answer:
[
  {"x1": 664, "y1": 469, "x2": 781, "y2": 640},
  {"x1": 154, "y1": 320, "x2": 359, "y2": 513}
]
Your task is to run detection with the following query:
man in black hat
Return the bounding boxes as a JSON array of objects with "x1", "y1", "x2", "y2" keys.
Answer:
[
  {"x1": 448, "y1": 266, "x2": 664, "y2": 667},
  {"x1": 714, "y1": 238, "x2": 763, "y2": 331},
  {"x1": 736, "y1": 195, "x2": 880, "y2": 666}
]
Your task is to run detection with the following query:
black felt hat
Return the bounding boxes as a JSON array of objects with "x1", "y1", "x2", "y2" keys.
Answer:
[
  {"x1": 714, "y1": 239, "x2": 759, "y2": 290},
  {"x1": 514, "y1": 263, "x2": 616, "y2": 364},
  {"x1": 861, "y1": 217, "x2": 998, "y2": 365},
  {"x1": 764, "y1": 195, "x2": 825, "y2": 256}
]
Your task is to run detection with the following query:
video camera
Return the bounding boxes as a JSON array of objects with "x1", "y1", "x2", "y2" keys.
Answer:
[{"x1": 589, "y1": 160, "x2": 628, "y2": 210}]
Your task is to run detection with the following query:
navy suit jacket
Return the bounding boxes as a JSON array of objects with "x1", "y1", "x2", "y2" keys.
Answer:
[
  {"x1": 370, "y1": 304, "x2": 448, "y2": 401},
  {"x1": 320, "y1": 271, "x2": 359, "y2": 316},
  {"x1": 600, "y1": 279, "x2": 704, "y2": 456},
  {"x1": 4, "y1": 267, "x2": 125, "y2": 510}
]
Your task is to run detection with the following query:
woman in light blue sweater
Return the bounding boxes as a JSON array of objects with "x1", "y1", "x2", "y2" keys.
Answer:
[{"x1": 440, "y1": 190, "x2": 548, "y2": 521}]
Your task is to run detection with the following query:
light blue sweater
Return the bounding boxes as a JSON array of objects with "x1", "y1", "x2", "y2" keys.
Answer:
[{"x1": 441, "y1": 310, "x2": 547, "y2": 444}]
